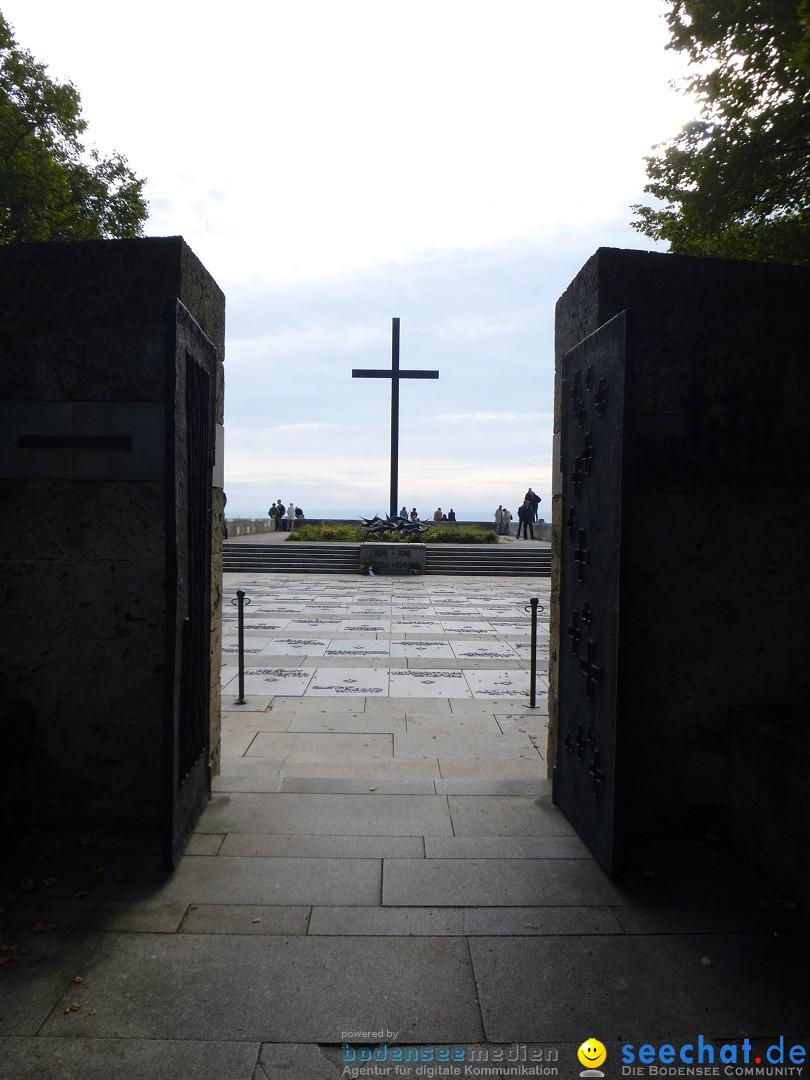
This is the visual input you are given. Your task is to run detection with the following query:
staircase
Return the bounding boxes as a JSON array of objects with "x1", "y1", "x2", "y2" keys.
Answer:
[
  {"x1": 223, "y1": 541, "x2": 551, "y2": 577},
  {"x1": 223, "y1": 543, "x2": 360, "y2": 575},
  {"x1": 425, "y1": 544, "x2": 551, "y2": 577}
]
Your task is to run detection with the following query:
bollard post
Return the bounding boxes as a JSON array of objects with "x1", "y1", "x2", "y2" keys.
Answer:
[
  {"x1": 525, "y1": 596, "x2": 539, "y2": 709},
  {"x1": 231, "y1": 589, "x2": 251, "y2": 705}
]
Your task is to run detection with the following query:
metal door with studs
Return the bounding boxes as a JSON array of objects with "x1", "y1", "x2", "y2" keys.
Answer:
[{"x1": 553, "y1": 310, "x2": 631, "y2": 875}]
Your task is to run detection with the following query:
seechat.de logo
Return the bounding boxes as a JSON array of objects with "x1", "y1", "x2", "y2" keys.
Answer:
[{"x1": 579, "y1": 1038, "x2": 607, "y2": 1077}]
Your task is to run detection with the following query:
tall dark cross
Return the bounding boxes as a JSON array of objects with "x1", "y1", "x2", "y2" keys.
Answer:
[{"x1": 352, "y1": 317, "x2": 439, "y2": 519}]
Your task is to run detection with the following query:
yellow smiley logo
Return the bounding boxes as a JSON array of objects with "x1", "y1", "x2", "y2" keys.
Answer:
[{"x1": 577, "y1": 1039, "x2": 607, "y2": 1069}]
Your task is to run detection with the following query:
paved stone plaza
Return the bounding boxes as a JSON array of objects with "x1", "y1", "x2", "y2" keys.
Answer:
[{"x1": 1, "y1": 572, "x2": 808, "y2": 1080}]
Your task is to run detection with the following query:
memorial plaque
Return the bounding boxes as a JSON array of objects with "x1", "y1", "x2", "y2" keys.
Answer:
[{"x1": 360, "y1": 543, "x2": 426, "y2": 575}]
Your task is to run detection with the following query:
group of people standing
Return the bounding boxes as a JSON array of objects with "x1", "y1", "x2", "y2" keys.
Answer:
[
  {"x1": 397, "y1": 507, "x2": 456, "y2": 522},
  {"x1": 496, "y1": 487, "x2": 541, "y2": 538},
  {"x1": 268, "y1": 500, "x2": 305, "y2": 531}
]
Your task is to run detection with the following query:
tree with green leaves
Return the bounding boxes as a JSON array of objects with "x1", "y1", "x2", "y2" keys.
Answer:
[
  {"x1": 632, "y1": 1, "x2": 810, "y2": 265},
  {"x1": 0, "y1": 12, "x2": 148, "y2": 243}
]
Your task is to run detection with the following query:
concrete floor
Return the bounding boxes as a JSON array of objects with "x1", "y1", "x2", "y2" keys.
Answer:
[{"x1": 1, "y1": 573, "x2": 808, "y2": 1079}]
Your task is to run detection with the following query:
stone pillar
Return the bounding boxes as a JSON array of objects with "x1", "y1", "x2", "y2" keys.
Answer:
[
  {"x1": 0, "y1": 237, "x2": 225, "y2": 842},
  {"x1": 552, "y1": 248, "x2": 810, "y2": 884}
]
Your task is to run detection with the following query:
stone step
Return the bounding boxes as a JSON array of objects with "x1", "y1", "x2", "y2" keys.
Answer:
[
  {"x1": 223, "y1": 542, "x2": 551, "y2": 577},
  {"x1": 425, "y1": 547, "x2": 550, "y2": 578}
]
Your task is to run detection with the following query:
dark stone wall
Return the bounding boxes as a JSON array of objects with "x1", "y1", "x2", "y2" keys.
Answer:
[
  {"x1": 0, "y1": 237, "x2": 225, "y2": 831},
  {"x1": 553, "y1": 248, "x2": 810, "y2": 897}
]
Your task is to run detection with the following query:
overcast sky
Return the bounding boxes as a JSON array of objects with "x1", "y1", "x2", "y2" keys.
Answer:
[{"x1": 5, "y1": 1, "x2": 695, "y2": 518}]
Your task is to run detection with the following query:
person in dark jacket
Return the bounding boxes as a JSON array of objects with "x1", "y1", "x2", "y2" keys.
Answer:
[
  {"x1": 524, "y1": 487, "x2": 541, "y2": 521},
  {"x1": 517, "y1": 499, "x2": 534, "y2": 539}
]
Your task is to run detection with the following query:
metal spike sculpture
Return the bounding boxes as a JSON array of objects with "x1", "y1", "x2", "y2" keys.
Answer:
[{"x1": 359, "y1": 514, "x2": 432, "y2": 540}]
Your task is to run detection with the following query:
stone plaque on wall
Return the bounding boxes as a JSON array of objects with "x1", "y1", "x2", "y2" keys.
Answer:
[{"x1": 360, "y1": 543, "x2": 426, "y2": 575}]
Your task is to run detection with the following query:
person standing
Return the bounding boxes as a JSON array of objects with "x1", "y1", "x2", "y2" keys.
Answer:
[
  {"x1": 287, "y1": 501, "x2": 295, "y2": 531},
  {"x1": 501, "y1": 506, "x2": 512, "y2": 536},
  {"x1": 517, "y1": 499, "x2": 534, "y2": 539},
  {"x1": 495, "y1": 505, "x2": 503, "y2": 534},
  {"x1": 524, "y1": 487, "x2": 541, "y2": 522}
]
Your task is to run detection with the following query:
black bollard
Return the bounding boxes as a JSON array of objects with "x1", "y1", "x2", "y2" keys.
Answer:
[
  {"x1": 525, "y1": 596, "x2": 540, "y2": 709},
  {"x1": 231, "y1": 589, "x2": 251, "y2": 705}
]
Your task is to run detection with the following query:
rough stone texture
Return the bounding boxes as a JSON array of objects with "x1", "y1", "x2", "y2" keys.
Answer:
[
  {"x1": 552, "y1": 248, "x2": 810, "y2": 893},
  {"x1": 470, "y1": 933, "x2": 810, "y2": 1042},
  {"x1": 728, "y1": 707, "x2": 810, "y2": 908},
  {"x1": 0, "y1": 1038, "x2": 261, "y2": 1080},
  {"x1": 0, "y1": 237, "x2": 225, "y2": 833},
  {"x1": 37, "y1": 933, "x2": 485, "y2": 1043}
]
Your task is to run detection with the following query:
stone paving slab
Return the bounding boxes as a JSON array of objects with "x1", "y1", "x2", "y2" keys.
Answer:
[
  {"x1": 338, "y1": 619, "x2": 391, "y2": 633},
  {"x1": 218, "y1": 693, "x2": 274, "y2": 711},
  {"x1": 463, "y1": 906, "x2": 624, "y2": 935},
  {"x1": 404, "y1": 715, "x2": 502, "y2": 736},
  {"x1": 268, "y1": 697, "x2": 380, "y2": 715},
  {"x1": 391, "y1": 620, "x2": 445, "y2": 633},
  {"x1": 432, "y1": 778, "x2": 550, "y2": 796},
  {"x1": 304, "y1": 668, "x2": 390, "y2": 696},
  {"x1": 495, "y1": 711, "x2": 548, "y2": 731},
  {"x1": 246, "y1": 731, "x2": 393, "y2": 759},
  {"x1": 94, "y1": 855, "x2": 381, "y2": 906},
  {"x1": 282, "y1": 619, "x2": 343, "y2": 634},
  {"x1": 259, "y1": 636, "x2": 331, "y2": 655},
  {"x1": 0, "y1": 932, "x2": 102, "y2": 1036},
  {"x1": 39, "y1": 934, "x2": 485, "y2": 1043},
  {"x1": 221, "y1": 635, "x2": 275, "y2": 655},
  {"x1": 0, "y1": 895, "x2": 189, "y2": 943},
  {"x1": 215, "y1": 757, "x2": 285, "y2": 778},
  {"x1": 179, "y1": 903, "x2": 310, "y2": 935},
  {"x1": 325, "y1": 639, "x2": 391, "y2": 656},
  {"x1": 279, "y1": 777, "x2": 436, "y2": 795},
  {"x1": 185, "y1": 833, "x2": 225, "y2": 855},
  {"x1": 279, "y1": 759, "x2": 442, "y2": 779},
  {"x1": 308, "y1": 906, "x2": 465, "y2": 936},
  {"x1": 469, "y1": 934, "x2": 810, "y2": 1041},
  {"x1": 197, "y1": 792, "x2": 454, "y2": 835},
  {"x1": 448, "y1": 795, "x2": 577, "y2": 836},
  {"x1": 256, "y1": 1043, "x2": 345, "y2": 1080},
  {"x1": 394, "y1": 734, "x2": 539, "y2": 760},
  {"x1": 221, "y1": 710, "x2": 291, "y2": 732},
  {"x1": 402, "y1": 657, "x2": 526, "y2": 671},
  {"x1": 436, "y1": 758, "x2": 547, "y2": 779},
  {"x1": 236, "y1": 667, "x2": 316, "y2": 695},
  {"x1": 370, "y1": 699, "x2": 450, "y2": 716},
  {"x1": 282, "y1": 713, "x2": 409, "y2": 735},
  {"x1": 465, "y1": 669, "x2": 542, "y2": 698},
  {"x1": 612, "y1": 904, "x2": 810, "y2": 935},
  {"x1": 389, "y1": 640, "x2": 454, "y2": 658},
  {"x1": 212, "y1": 775, "x2": 284, "y2": 793},
  {"x1": 214, "y1": 729, "x2": 256, "y2": 755},
  {"x1": 388, "y1": 668, "x2": 471, "y2": 697},
  {"x1": 219, "y1": 834, "x2": 425, "y2": 859},
  {"x1": 383, "y1": 858, "x2": 626, "y2": 907},
  {"x1": 223, "y1": 619, "x2": 293, "y2": 633},
  {"x1": 451, "y1": 641, "x2": 520, "y2": 659},
  {"x1": 424, "y1": 836, "x2": 591, "y2": 859},
  {"x1": 0, "y1": 1037, "x2": 261, "y2": 1080}
]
